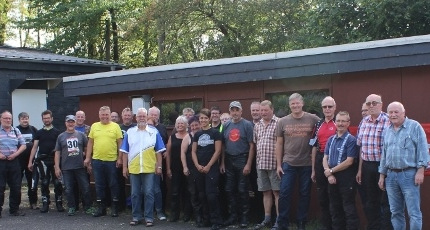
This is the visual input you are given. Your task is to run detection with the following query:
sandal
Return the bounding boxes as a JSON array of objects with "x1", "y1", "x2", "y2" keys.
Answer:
[
  {"x1": 146, "y1": 221, "x2": 153, "y2": 227},
  {"x1": 130, "y1": 220, "x2": 140, "y2": 226}
]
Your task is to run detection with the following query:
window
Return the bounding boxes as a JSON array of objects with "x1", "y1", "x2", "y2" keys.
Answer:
[
  {"x1": 269, "y1": 90, "x2": 329, "y2": 118},
  {"x1": 158, "y1": 100, "x2": 203, "y2": 126}
]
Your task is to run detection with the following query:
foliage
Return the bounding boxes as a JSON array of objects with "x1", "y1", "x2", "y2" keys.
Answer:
[{"x1": 4, "y1": 0, "x2": 430, "y2": 68}]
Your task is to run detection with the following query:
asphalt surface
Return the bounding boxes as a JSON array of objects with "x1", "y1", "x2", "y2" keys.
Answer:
[{"x1": 0, "y1": 204, "x2": 209, "y2": 230}]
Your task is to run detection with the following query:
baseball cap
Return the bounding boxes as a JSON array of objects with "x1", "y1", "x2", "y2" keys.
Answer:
[
  {"x1": 65, "y1": 115, "x2": 76, "y2": 122},
  {"x1": 229, "y1": 101, "x2": 242, "y2": 110}
]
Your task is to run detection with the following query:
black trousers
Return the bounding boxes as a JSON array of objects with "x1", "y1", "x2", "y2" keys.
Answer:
[
  {"x1": 328, "y1": 167, "x2": 359, "y2": 230},
  {"x1": 315, "y1": 153, "x2": 332, "y2": 229},
  {"x1": 362, "y1": 161, "x2": 392, "y2": 230},
  {"x1": 0, "y1": 159, "x2": 22, "y2": 213},
  {"x1": 225, "y1": 154, "x2": 250, "y2": 220}
]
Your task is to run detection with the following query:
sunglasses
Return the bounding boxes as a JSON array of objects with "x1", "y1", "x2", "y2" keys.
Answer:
[
  {"x1": 365, "y1": 101, "x2": 381, "y2": 106},
  {"x1": 322, "y1": 105, "x2": 334, "y2": 109}
]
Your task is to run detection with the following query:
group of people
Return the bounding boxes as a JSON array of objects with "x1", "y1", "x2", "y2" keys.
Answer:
[{"x1": 0, "y1": 92, "x2": 428, "y2": 230}]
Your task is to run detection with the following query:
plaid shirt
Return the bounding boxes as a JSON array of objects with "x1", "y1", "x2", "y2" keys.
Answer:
[
  {"x1": 357, "y1": 112, "x2": 390, "y2": 161},
  {"x1": 253, "y1": 115, "x2": 279, "y2": 170},
  {"x1": 0, "y1": 126, "x2": 26, "y2": 156}
]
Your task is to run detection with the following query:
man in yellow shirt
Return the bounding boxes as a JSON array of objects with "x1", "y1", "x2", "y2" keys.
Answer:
[{"x1": 84, "y1": 106, "x2": 122, "y2": 217}]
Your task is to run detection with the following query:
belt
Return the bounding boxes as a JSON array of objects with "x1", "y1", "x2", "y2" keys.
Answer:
[{"x1": 389, "y1": 167, "x2": 415, "y2": 173}]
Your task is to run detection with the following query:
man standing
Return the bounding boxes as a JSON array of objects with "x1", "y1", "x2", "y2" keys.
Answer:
[
  {"x1": 148, "y1": 106, "x2": 168, "y2": 220},
  {"x1": 378, "y1": 102, "x2": 428, "y2": 230},
  {"x1": 222, "y1": 101, "x2": 255, "y2": 228},
  {"x1": 250, "y1": 101, "x2": 261, "y2": 125},
  {"x1": 275, "y1": 93, "x2": 319, "y2": 230},
  {"x1": 16, "y1": 112, "x2": 38, "y2": 209},
  {"x1": 0, "y1": 111, "x2": 27, "y2": 217},
  {"x1": 310, "y1": 96, "x2": 337, "y2": 230},
  {"x1": 356, "y1": 94, "x2": 392, "y2": 230},
  {"x1": 182, "y1": 108, "x2": 195, "y2": 120},
  {"x1": 253, "y1": 100, "x2": 280, "y2": 230},
  {"x1": 210, "y1": 106, "x2": 223, "y2": 131},
  {"x1": 54, "y1": 115, "x2": 93, "y2": 216},
  {"x1": 118, "y1": 107, "x2": 136, "y2": 212},
  {"x1": 121, "y1": 108, "x2": 165, "y2": 227},
  {"x1": 323, "y1": 111, "x2": 359, "y2": 230},
  {"x1": 28, "y1": 110, "x2": 64, "y2": 213},
  {"x1": 84, "y1": 106, "x2": 123, "y2": 217},
  {"x1": 75, "y1": 111, "x2": 91, "y2": 137},
  {"x1": 111, "y1": 112, "x2": 120, "y2": 123}
]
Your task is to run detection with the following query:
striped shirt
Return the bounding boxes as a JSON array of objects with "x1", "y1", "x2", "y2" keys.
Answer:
[
  {"x1": 253, "y1": 115, "x2": 279, "y2": 170},
  {"x1": 357, "y1": 112, "x2": 390, "y2": 161},
  {"x1": 0, "y1": 126, "x2": 26, "y2": 156}
]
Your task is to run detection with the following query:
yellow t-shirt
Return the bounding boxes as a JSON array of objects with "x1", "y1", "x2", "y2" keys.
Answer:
[{"x1": 89, "y1": 122, "x2": 123, "y2": 161}]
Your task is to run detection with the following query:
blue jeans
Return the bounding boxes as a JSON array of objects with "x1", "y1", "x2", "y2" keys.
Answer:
[
  {"x1": 153, "y1": 174, "x2": 163, "y2": 214},
  {"x1": 277, "y1": 163, "x2": 312, "y2": 229},
  {"x1": 130, "y1": 173, "x2": 155, "y2": 222},
  {"x1": 92, "y1": 159, "x2": 119, "y2": 201},
  {"x1": 63, "y1": 168, "x2": 92, "y2": 209},
  {"x1": 385, "y1": 168, "x2": 422, "y2": 230}
]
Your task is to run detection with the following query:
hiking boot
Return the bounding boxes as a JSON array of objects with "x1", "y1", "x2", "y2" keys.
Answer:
[
  {"x1": 40, "y1": 198, "x2": 49, "y2": 213},
  {"x1": 254, "y1": 220, "x2": 271, "y2": 229},
  {"x1": 111, "y1": 201, "x2": 119, "y2": 217},
  {"x1": 56, "y1": 201, "x2": 65, "y2": 212},
  {"x1": 9, "y1": 210, "x2": 25, "y2": 216},
  {"x1": 68, "y1": 208, "x2": 76, "y2": 216},
  {"x1": 93, "y1": 201, "x2": 106, "y2": 217},
  {"x1": 85, "y1": 207, "x2": 95, "y2": 215}
]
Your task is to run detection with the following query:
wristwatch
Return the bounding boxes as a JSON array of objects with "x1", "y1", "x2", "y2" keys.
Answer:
[
  {"x1": 330, "y1": 169, "x2": 333, "y2": 173},
  {"x1": 157, "y1": 166, "x2": 162, "y2": 170}
]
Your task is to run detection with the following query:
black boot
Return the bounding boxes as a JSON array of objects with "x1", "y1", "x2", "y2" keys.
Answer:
[
  {"x1": 93, "y1": 201, "x2": 106, "y2": 217},
  {"x1": 40, "y1": 197, "x2": 49, "y2": 213},
  {"x1": 56, "y1": 196, "x2": 65, "y2": 212},
  {"x1": 111, "y1": 201, "x2": 119, "y2": 217},
  {"x1": 239, "y1": 192, "x2": 249, "y2": 228},
  {"x1": 223, "y1": 192, "x2": 237, "y2": 226}
]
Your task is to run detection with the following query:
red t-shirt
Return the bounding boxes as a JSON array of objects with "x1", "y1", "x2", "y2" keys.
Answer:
[{"x1": 317, "y1": 120, "x2": 336, "y2": 153}]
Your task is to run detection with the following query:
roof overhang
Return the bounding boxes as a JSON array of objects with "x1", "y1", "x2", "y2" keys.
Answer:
[{"x1": 63, "y1": 34, "x2": 430, "y2": 97}]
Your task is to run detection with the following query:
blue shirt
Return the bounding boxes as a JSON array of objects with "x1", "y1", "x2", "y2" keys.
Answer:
[
  {"x1": 379, "y1": 118, "x2": 429, "y2": 175},
  {"x1": 324, "y1": 131, "x2": 358, "y2": 168},
  {"x1": 0, "y1": 126, "x2": 26, "y2": 156}
]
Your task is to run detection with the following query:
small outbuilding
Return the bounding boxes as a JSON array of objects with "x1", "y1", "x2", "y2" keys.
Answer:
[{"x1": 0, "y1": 46, "x2": 123, "y2": 129}]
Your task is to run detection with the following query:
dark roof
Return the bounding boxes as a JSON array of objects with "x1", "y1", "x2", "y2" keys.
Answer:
[
  {"x1": 63, "y1": 35, "x2": 430, "y2": 97},
  {"x1": 0, "y1": 46, "x2": 123, "y2": 69}
]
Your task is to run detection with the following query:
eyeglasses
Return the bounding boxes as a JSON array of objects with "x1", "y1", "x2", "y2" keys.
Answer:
[
  {"x1": 365, "y1": 101, "x2": 381, "y2": 106},
  {"x1": 322, "y1": 105, "x2": 334, "y2": 109},
  {"x1": 335, "y1": 120, "x2": 350, "y2": 123}
]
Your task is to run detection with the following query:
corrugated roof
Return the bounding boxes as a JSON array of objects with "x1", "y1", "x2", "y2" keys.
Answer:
[{"x1": 0, "y1": 46, "x2": 123, "y2": 67}]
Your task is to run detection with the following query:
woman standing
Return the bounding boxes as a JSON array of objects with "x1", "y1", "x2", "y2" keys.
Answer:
[
  {"x1": 166, "y1": 116, "x2": 191, "y2": 222},
  {"x1": 191, "y1": 109, "x2": 223, "y2": 230}
]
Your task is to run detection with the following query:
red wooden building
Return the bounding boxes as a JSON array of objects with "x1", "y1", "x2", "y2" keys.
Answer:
[{"x1": 63, "y1": 35, "x2": 430, "y2": 229}]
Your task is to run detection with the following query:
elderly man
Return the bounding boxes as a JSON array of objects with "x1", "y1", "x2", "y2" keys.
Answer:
[
  {"x1": 28, "y1": 110, "x2": 63, "y2": 213},
  {"x1": 222, "y1": 101, "x2": 255, "y2": 228},
  {"x1": 148, "y1": 106, "x2": 169, "y2": 220},
  {"x1": 121, "y1": 108, "x2": 165, "y2": 227},
  {"x1": 182, "y1": 108, "x2": 195, "y2": 120},
  {"x1": 253, "y1": 100, "x2": 280, "y2": 230},
  {"x1": 361, "y1": 103, "x2": 369, "y2": 118},
  {"x1": 356, "y1": 94, "x2": 392, "y2": 230},
  {"x1": 275, "y1": 93, "x2": 319, "y2": 230},
  {"x1": 84, "y1": 106, "x2": 123, "y2": 217},
  {"x1": 0, "y1": 111, "x2": 27, "y2": 217},
  {"x1": 310, "y1": 96, "x2": 337, "y2": 230},
  {"x1": 75, "y1": 110, "x2": 91, "y2": 136},
  {"x1": 378, "y1": 102, "x2": 428, "y2": 230},
  {"x1": 323, "y1": 111, "x2": 359, "y2": 230}
]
